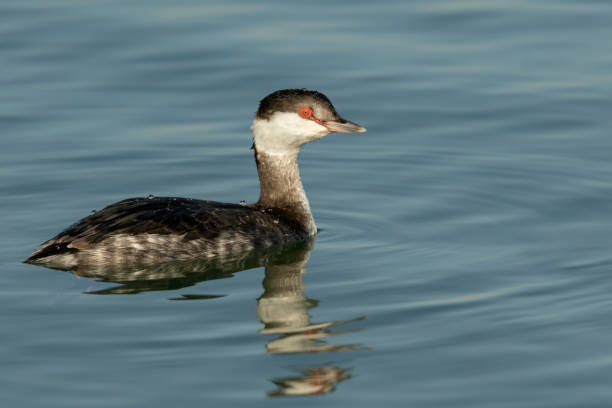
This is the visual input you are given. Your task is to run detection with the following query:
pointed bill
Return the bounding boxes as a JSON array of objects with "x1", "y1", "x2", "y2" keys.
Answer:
[{"x1": 324, "y1": 120, "x2": 367, "y2": 133}]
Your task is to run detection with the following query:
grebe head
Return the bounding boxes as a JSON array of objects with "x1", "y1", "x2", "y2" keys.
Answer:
[{"x1": 252, "y1": 89, "x2": 366, "y2": 155}]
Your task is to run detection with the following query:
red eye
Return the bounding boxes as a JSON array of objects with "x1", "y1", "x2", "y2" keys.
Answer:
[{"x1": 298, "y1": 106, "x2": 312, "y2": 119}]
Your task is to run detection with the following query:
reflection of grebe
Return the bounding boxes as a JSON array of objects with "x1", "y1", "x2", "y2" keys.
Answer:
[
  {"x1": 32, "y1": 234, "x2": 363, "y2": 397},
  {"x1": 268, "y1": 367, "x2": 351, "y2": 397},
  {"x1": 256, "y1": 241, "x2": 361, "y2": 397},
  {"x1": 257, "y1": 240, "x2": 364, "y2": 355},
  {"x1": 25, "y1": 89, "x2": 365, "y2": 268}
]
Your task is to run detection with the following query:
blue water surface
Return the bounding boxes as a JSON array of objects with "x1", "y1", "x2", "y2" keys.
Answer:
[{"x1": 2, "y1": 0, "x2": 612, "y2": 406}]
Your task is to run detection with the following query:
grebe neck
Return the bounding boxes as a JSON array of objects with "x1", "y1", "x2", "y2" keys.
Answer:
[{"x1": 253, "y1": 148, "x2": 316, "y2": 235}]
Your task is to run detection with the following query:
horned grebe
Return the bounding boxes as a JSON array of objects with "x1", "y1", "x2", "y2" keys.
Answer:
[{"x1": 25, "y1": 89, "x2": 366, "y2": 267}]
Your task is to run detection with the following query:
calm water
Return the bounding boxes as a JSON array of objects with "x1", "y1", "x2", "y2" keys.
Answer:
[{"x1": 2, "y1": 0, "x2": 612, "y2": 406}]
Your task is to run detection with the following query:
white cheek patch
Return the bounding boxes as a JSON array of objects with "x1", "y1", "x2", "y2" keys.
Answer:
[{"x1": 252, "y1": 112, "x2": 330, "y2": 154}]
